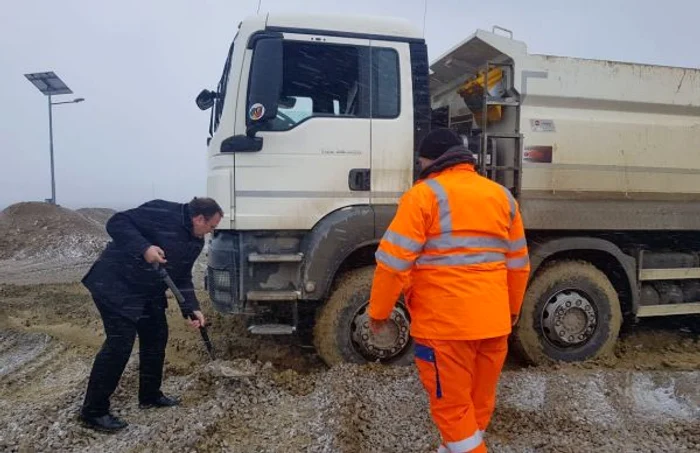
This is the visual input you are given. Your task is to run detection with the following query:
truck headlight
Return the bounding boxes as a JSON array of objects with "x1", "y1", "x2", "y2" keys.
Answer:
[{"x1": 210, "y1": 268, "x2": 232, "y2": 291}]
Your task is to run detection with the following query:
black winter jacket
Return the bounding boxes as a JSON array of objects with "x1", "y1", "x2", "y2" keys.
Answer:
[{"x1": 82, "y1": 199, "x2": 203, "y2": 321}]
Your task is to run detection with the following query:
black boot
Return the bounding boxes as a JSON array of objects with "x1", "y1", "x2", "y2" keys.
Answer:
[
  {"x1": 139, "y1": 393, "x2": 180, "y2": 409},
  {"x1": 79, "y1": 412, "x2": 128, "y2": 433}
]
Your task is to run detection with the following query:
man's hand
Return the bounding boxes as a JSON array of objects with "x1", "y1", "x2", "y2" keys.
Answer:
[
  {"x1": 511, "y1": 314, "x2": 519, "y2": 327},
  {"x1": 144, "y1": 245, "x2": 167, "y2": 264},
  {"x1": 369, "y1": 317, "x2": 391, "y2": 336},
  {"x1": 187, "y1": 310, "x2": 206, "y2": 329}
]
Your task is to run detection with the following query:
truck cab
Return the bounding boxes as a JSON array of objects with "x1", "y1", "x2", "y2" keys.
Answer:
[{"x1": 198, "y1": 14, "x2": 431, "y2": 366}]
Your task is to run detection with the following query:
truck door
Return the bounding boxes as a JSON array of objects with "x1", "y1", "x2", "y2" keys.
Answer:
[
  {"x1": 233, "y1": 35, "x2": 373, "y2": 231},
  {"x1": 369, "y1": 40, "x2": 414, "y2": 230}
]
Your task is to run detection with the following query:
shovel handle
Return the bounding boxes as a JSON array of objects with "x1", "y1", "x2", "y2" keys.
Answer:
[
  {"x1": 152, "y1": 263, "x2": 215, "y2": 359},
  {"x1": 152, "y1": 262, "x2": 187, "y2": 305}
]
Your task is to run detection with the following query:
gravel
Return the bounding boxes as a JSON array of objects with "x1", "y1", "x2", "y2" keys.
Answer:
[{"x1": 1, "y1": 328, "x2": 698, "y2": 452}]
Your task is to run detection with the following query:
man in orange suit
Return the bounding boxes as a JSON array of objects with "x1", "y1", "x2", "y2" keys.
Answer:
[{"x1": 368, "y1": 128, "x2": 530, "y2": 453}]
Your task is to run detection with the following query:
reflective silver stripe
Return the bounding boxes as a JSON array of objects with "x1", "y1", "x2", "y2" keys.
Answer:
[
  {"x1": 507, "y1": 255, "x2": 530, "y2": 269},
  {"x1": 437, "y1": 445, "x2": 450, "y2": 453},
  {"x1": 446, "y1": 430, "x2": 484, "y2": 452},
  {"x1": 376, "y1": 250, "x2": 413, "y2": 271},
  {"x1": 509, "y1": 237, "x2": 527, "y2": 251},
  {"x1": 416, "y1": 179, "x2": 518, "y2": 269},
  {"x1": 417, "y1": 252, "x2": 505, "y2": 266},
  {"x1": 501, "y1": 185, "x2": 516, "y2": 224},
  {"x1": 383, "y1": 230, "x2": 423, "y2": 253},
  {"x1": 425, "y1": 234, "x2": 509, "y2": 251},
  {"x1": 425, "y1": 179, "x2": 452, "y2": 234}
]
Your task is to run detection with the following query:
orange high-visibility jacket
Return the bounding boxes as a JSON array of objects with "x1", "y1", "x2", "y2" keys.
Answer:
[{"x1": 368, "y1": 163, "x2": 530, "y2": 340}]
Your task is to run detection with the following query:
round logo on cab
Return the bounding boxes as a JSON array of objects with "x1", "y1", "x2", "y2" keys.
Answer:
[{"x1": 249, "y1": 103, "x2": 265, "y2": 121}]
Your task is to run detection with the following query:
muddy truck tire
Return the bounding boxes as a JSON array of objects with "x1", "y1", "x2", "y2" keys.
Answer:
[
  {"x1": 313, "y1": 265, "x2": 414, "y2": 367},
  {"x1": 513, "y1": 260, "x2": 623, "y2": 365}
]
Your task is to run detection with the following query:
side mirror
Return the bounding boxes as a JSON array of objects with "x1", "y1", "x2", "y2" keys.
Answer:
[
  {"x1": 196, "y1": 89, "x2": 217, "y2": 111},
  {"x1": 246, "y1": 35, "x2": 283, "y2": 135}
]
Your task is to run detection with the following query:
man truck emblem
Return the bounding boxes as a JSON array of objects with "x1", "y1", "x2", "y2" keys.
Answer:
[{"x1": 249, "y1": 103, "x2": 265, "y2": 121}]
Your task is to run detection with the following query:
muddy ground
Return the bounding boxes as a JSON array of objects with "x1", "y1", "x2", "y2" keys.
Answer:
[
  {"x1": 0, "y1": 280, "x2": 698, "y2": 453},
  {"x1": 1, "y1": 203, "x2": 699, "y2": 452}
]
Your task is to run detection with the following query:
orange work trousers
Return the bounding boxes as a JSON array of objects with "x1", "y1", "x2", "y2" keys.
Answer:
[{"x1": 413, "y1": 335, "x2": 509, "y2": 453}]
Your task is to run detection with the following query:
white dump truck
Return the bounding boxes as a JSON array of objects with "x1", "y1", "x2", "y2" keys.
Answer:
[{"x1": 196, "y1": 13, "x2": 700, "y2": 366}]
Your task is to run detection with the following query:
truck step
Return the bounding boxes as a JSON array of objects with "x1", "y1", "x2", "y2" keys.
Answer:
[
  {"x1": 246, "y1": 290, "x2": 300, "y2": 301},
  {"x1": 248, "y1": 324, "x2": 296, "y2": 335},
  {"x1": 248, "y1": 253, "x2": 304, "y2": 263},
  {"x1": 637, "y1": 302, "x2": 700, "y2": 317}
]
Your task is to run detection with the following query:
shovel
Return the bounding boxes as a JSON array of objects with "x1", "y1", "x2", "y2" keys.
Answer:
[{"x1": 152, "y1": 262, "x2": 216, "y2": 360}]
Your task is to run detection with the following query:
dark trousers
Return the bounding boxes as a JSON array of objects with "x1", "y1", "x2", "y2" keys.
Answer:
[{"x1": 81, "y1": 299, "x2": 169, "y2": 417}]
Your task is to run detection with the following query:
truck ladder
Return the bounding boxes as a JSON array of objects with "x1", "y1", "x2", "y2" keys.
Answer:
[{"x1": 479, "y1": 60, "x2": 523, "y2": 197}]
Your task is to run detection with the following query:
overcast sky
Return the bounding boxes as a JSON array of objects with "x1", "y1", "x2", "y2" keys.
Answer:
[{"x1": 2, "y1": 0, "x2": 699, "y2": 210}]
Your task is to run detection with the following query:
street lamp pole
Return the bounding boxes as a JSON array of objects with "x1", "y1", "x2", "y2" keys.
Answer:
[
  {"x1": 48, "y1": 94, "x2": 56, "y2": 205},
  {"x1": 24, "y1": 71, "x2": 84, "y2": 206}
]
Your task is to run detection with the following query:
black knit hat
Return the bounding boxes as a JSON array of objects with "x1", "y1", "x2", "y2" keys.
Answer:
[{"x1": 418, "y1": 128, "x2": 463, "y2": 160}]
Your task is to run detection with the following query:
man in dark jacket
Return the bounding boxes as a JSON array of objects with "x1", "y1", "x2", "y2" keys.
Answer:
[{"x1": 78, "y1": 197, "x2": 222, "y2": 432}]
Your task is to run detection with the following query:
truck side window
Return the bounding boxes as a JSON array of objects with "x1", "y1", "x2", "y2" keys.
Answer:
[
  {"x1": 371, "y1": 48, "x2": 400, "y2": 118},
  {"x1": 265, "y1": 40, "x2": 369, "y2": 132}
]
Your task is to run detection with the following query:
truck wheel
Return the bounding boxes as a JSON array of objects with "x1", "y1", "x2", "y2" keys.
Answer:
[
  {"x1": 313, "y1": 265, "x2": 414, "y2": 367},
  {"x1": 513, "y1": 260, "x2": 622, "y2": 365}
]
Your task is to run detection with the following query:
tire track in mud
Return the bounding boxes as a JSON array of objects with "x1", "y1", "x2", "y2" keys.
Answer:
[
  {"x1": 491, "y1": 369, "x2": 700, "y2": 452},
  {"x1": 0, "y1": 331, "x2": 51, "y2": 378}
]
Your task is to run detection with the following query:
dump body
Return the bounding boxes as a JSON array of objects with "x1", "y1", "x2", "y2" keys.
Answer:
[{"x1": 430, "y1": 30, "x2": 700, "y2": 230}]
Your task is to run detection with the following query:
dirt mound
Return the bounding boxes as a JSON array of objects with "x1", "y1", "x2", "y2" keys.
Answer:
[
  {"x1": 76, "y1": 207, "x2": 116, "y2": 228},
  {"x1": 0, "y1": 202, "x2": 109, "y2": 261}
]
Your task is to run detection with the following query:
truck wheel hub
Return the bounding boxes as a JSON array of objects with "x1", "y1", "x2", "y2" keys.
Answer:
[
  {"x1": 351, "y1": 304, "x2": 411, "y2": 362},
  {"x1": 542, "y1": 290, "x2": 597, "y2": 347}
]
